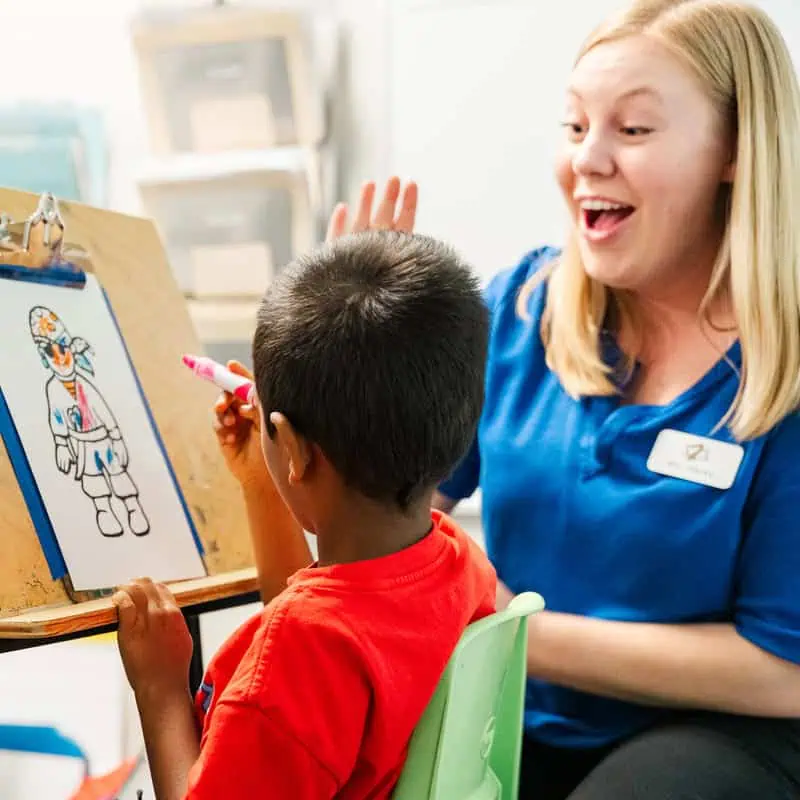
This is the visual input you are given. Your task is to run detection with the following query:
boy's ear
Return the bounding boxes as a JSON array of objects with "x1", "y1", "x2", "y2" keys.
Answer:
[{"x1": 269, "y1": 412, "x2": 311, "y2": 484}]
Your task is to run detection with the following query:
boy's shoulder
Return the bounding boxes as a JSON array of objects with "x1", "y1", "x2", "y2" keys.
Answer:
[
  {"x1": 221, "y1": 583, "x2": 372, "y2": 702},
  {"x1": 224, "y1": 514, "x2": 496, "y2": 704},
  {"x1": 277, "y1": 514, "x2": 495, "y2": 631},
  {"x1": 433, "y1": 510, "x2": 497, "y2": 609}
]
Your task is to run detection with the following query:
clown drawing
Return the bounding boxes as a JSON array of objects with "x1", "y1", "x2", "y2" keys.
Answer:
[{"x1": 29, "y1": 306, "x2": 150, "y2": 537}]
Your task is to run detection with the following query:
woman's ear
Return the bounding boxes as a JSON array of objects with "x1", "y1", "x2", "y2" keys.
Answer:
[
  {"x1": 722, "y1": 159, "x2": 736, "y2": 183},
  {"x1": 722, "y1": 138, "x2": 736, "y2": 183},
  {"x1": 269, "y1": 412, "x2": 312, "y2": 484}
]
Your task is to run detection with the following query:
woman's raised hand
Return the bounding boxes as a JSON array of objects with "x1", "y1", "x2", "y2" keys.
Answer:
[{"x1": 326, "y1": 176, "x2": 418, "y2": 242}]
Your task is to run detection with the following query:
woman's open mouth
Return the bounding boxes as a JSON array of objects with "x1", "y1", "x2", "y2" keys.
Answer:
[{"x1": 580, "y1": 200, "x2": 636, "y2": 242}]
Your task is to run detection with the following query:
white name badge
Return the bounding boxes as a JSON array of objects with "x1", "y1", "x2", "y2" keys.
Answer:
[{"x1": 647, "y1": 429, "x2": 744, "y2": 490}]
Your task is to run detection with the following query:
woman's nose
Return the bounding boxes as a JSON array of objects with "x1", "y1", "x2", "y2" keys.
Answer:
[{"x1": 572, "y1": 132, "x2": 616, "y2": 178}]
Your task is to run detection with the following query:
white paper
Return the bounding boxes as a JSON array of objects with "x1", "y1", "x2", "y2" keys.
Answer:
[{"x1": 0, "y1": 274, "x2": 206, "y2": 590}]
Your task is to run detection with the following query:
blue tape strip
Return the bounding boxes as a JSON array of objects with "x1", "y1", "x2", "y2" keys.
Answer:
[
  {"x1": 0, "y1": 388, "x2": 67, "y2": 578},
  {"x1": 100, "y1": 289, "x2": 205, "y2": 558},
  {"x1": 0, "y1": 724, "x2": 87, "y2": 761},
  {"x1": 0, "y1": 261, "x2": 85, "y2": 289},
  {"x1": 0, "y1": 262, "x2": 81, "y2": 580}
]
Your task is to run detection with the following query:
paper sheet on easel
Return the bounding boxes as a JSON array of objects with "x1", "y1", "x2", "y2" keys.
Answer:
[{"x1": 0, "y1": 274, "x2": 206, "y2": 591}]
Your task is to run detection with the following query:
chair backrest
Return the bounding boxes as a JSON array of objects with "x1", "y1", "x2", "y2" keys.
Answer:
[{"x1": 392, "y1": 591, "x2": 544, "y2": 800}]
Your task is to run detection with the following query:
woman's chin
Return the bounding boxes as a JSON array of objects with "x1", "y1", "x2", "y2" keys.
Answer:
[{"x1": 578, "y1": 248, "x2": 638, "y2": 290}]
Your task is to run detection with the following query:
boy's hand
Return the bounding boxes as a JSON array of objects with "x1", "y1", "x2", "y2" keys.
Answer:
[
  {"x1": 212, "y1": 360, "x2": 269, "y2": 489},
  {"x1": 113, "y1": 578, "x2": 194, "y2": 699},
  {"x1": 326, "y1": 176, "x2": 418, "y2": 242}
]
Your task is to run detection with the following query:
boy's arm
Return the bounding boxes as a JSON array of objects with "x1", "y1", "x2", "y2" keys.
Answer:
[
  {"x1": 185, "y1": 703, "x2": 340, "y2": 799},
  {"x1": 136, "y1": 687, "x2": 200, "y2": 800},
  {"x1": 113, "y1": 579, "x2": 200, "y2": 800},
  {"x1": 212, "y1": 363, "x2": 312, "y2": 602},
  {"x1": 241, "y1": 478, "x2": 312, "y2": 601}
]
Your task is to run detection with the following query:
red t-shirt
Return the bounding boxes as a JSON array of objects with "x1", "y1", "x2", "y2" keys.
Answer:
[{"x1": 185, "y1": 510, "x2": 496, "y2": 799}]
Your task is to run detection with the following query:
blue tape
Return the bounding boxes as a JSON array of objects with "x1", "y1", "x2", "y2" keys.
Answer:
[
  {"x1": 0, "y1": 261, "x2": 85, "y2": 289},
  {"x1": 0, "y1": 388, "x2": 67, "y2": 578},
  {"x1": 100, "y1": 289, "x2": 205, "y2": 558}
]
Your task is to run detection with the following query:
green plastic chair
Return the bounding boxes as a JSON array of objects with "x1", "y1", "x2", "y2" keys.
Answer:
[{"x1": 393, "y1": 591, "x2": 545, "y2": 800}]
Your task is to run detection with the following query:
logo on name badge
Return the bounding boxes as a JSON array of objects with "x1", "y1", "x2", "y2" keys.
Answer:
[
  {"x1": 685, "y1": 442, "x2": 708, "y2": 462},
  {"x1": 647, "y1": 429, "x2": 743, "y2": 490}
]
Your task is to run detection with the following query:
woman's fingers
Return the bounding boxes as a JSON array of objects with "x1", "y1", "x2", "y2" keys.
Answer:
[
  {"x1": 373, "y1": 176, "x2": 401, "y2": 230},
  {"x1": 352, "y1": 181, "x2": 377, "y2": 233},
  {"x1": 325, "y1": 203, "x2": 349, "y2": 242},
  {"x1": 394, "y1": 181, "x2": 418, "y2": 232},
  {"x1": 325, "y1": 178, "x2": 418, "y2": 241}
]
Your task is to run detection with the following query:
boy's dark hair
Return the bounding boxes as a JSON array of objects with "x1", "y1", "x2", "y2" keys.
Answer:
[{"x1": 252, "y1": 230, "x2": 489, "y2": 510}]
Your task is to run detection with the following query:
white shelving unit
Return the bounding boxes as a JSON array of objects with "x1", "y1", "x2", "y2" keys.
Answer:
[{"x1": 131, "y1": 2, "x2": 338, "y2": 368}]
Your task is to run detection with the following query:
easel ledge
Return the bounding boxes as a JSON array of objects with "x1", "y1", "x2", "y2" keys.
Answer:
[{"x1": 0, "y1": 568, "x2": 259, "y2": 640}]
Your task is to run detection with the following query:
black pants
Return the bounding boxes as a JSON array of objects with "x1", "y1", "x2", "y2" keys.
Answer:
[{"x1": 519, "y1": 714, "x2": 800, "y2": 799}]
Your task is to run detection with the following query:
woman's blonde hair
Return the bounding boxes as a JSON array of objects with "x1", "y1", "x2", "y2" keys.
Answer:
[{"x1": 520, "y1": 0, "x2": 800, "y2": 440}]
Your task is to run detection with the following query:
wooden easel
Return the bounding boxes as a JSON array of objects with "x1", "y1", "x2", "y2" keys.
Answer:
[{"x1": 0, "y1": 187, "x2": 260, "y2": 642}]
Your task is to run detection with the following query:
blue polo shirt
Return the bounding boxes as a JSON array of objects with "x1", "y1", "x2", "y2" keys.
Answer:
[{"x1": 440, "y1": 246, "x2": 800, "y2": 749}]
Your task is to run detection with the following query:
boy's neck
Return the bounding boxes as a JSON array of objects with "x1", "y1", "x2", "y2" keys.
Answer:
[{"x1": 315, "y1": 492, "x2": 435, "y2": 567}]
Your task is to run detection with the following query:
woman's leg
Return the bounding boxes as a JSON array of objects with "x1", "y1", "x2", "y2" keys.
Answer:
[
  {"x1": 518, "y1": 734, "x2": 611, "y2": 800},
  {"x1": 568, "y1": 716, "x2": 800, "y2": 800}
]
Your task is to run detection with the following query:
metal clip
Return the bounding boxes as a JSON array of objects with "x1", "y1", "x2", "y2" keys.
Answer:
[
  {"x1": 0, "y1": 192, "x2": 92, "y2": 271},
  {"x1": 23, "y1": 192, "x2": 65, "y2": 252}
]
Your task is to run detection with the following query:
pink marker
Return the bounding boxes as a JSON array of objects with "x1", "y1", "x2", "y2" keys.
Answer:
[{"x1": 181, "y1": 354, "x2": 254, "y2": 403}]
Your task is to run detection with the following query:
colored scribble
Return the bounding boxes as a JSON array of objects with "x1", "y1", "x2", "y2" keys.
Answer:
[{"x1": 29, "y1": 305, "x2": 150, "y2": 538}]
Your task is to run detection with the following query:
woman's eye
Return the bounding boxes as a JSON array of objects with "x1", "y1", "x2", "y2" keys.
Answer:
[
  {"x1": 561, "y1": 122, "x2": 585, "y2": 138},
  {"x1": 621, "y1": 126, "x2": 653, "y2": 136}
]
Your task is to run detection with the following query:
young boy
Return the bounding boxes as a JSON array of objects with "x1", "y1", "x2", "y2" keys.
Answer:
[{"x1": 113, "y1": 231, "x2": 497, "y2": 800}]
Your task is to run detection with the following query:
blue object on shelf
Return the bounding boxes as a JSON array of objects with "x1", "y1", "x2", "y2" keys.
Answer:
[{"x1": 0, "y1": 104, "x2": 108, "y2": 206}]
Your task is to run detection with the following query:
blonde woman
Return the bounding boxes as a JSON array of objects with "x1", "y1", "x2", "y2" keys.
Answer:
[{"x1": 214, "y1": 0, "x2": 800, "y2": 797}]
